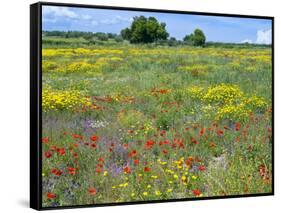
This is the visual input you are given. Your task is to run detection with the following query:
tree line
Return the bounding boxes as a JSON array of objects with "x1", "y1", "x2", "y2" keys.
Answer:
[
  {"x1": 44, "y1": 15, "x2": 207, "y2": 46},
  {"x1": 121, "y1": 16, "x2": 205, "y2": 46}
]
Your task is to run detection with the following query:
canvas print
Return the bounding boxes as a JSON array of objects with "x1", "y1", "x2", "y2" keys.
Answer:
[{"x1": 40, "y1": 4, "x2": 273, "y2": 208}]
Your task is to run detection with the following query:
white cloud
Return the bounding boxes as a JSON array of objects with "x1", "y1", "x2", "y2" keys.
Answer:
[
  {"x1": 91, "y1": 20, "x2": 98, "y2": 26},
  {"x1": 43, "y1": 18, "x2": 57, "y2": 23},
  {"x1": 100, "y1": 16, "x2": 133, "y2": 25},
  {"x1": 43, "y1": 6, "x2": 78, "y2": 19},
  {"x1": 241, "y1": 39, "x2": 253, "y2": 44},
  {"x1": 88, "y1": 15, "x2": 133, "y2": 26},
  {"x1": 81, "y1": 14, "x2": 92, "y2": 20},
  {"x1": 100, "y1": 19, "x2": 116, "y2": 25},
  {"x1": 116, "y1": 15, "x2": 133, "y2": 23},
  {"x1": 256, "y1": 29, "x2": 272, "y2": 44},
  {"x1": 43, "y1": 7, "x2": 134, "y2": 28}
]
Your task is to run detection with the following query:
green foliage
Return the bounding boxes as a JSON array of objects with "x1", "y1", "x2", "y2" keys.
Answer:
[
  {"x1": 167, "y1": 37, "x2": 179, "y2": 46},
  {"x1": 43, "y1": 31, "x2": 123, "y2": 47},
  {"x1": 120, "y1": 16, "x2": 169, "y2": 43},
  {"x1": 94, "y1": 32, "x2": 109, "y2": 41},
  {"x1": 184, "y1": 28, "x2": 206, "y2": 46},
  {"x1": 120, "y1": 28, "x2": 131, "y2": 40}
]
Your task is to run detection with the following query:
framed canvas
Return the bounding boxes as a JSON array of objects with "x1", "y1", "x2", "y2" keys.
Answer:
[{"x1": 30, "y1": 1, "x2": 274, "y2": 210}]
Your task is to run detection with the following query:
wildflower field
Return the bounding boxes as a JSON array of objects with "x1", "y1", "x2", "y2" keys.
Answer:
[{"x1": 41, "y1": 42, "x2": 272, "y2": 207}]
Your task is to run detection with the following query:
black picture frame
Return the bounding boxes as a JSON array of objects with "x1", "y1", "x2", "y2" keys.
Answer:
[{"x1": 30, "y1": 1, "x2": 274, "y2": 210}]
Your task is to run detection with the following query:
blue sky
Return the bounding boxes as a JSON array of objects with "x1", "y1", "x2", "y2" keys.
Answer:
[{"x1": 42, "y1": 5, "x2": 272, "y2": 44}]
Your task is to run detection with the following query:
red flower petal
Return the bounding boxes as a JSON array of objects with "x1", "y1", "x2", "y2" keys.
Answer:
[{"x1": 47, "y1": 192, "x2": 56, "y2": 199}]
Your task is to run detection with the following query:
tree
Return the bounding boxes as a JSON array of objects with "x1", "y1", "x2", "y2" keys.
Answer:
[
  {"x1": 193, "y1": 29, "x2": 206, "y2": 46},
  {"x1": 120, "y1": 28, "x2": 131, "y2": 40},
  {"x1": 114, "y1": 35, "x2": 123, "y2": 42},
  {"x1": 183, "y1": 28, "x2": 206, "y2": 46},
  {"x1": 183, "y1": 34, "x2": 192, "y2": 43},
  {"x1": 120, "y1": 16, "x2": 169, "y2": 43},
  {"x1": 107, "y1": 33, "x2": 117, "y2": 39},
  {"x1": 167, "y1": 37, "x2": 178, "y2": 46},
  {"x1": 93, "y1": 32, "x2": 108, "y2": 41}
]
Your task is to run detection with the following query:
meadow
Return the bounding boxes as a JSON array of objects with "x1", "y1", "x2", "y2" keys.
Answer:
[{"x1": 41, "y1": 39, "x2": 272, "y2": 207}]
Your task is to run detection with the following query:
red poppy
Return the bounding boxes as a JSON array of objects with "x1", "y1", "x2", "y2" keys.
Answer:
[
  {"x1": 73, "y1": 143, "x2": 78, "y2": 148},
  {"x1": 90, "y1": 135, "x2": 99, "y2": 142},
  {"x1": 171, "y1": 143, "x2": 177, "y2": 148},
  {"x1": 191, "y1": 137, "x2": 198, "y2": 145},
  {"x1": 216, "y1": 129, "x2": 224, "y2": 136},
  {"x1": 129, "y1": 150, "x2": 137, "y2": 158},
  {"x1": 47, "y1": 192, "x2": 56, "y2": 199},
  {"x1": 199, "y1": 128, "x2": 206, "y2": 137},
  {"x1": 95, "y1": 166, "x2": 102, "y2": 173},
  {"x1": 88, "y1": 187, "x2": 97, "y2": 196},
  {"x1": 185, "y1": 156, "x2": 194, "y2": 166},
  {"x1": 67, "y1": 167, "x2": 76, "y2": 175},
  {"x1": 71, "y1": 134, "x2": 83, "y2": 140},
  {"x1": 192, "y1": 189, "x2": 201, "y2": 196},
  {"x1": 159, "y1": 89, "x2": 169, "y2": 94},
  {"x1": 97, "y1": 163, "x2": 103, "y2": 168},
  {"x1": 259, "y1": 164, "x2": 265, "y2": 177},
  {"x1": 123, "y1": 143, "x2": 129, "y2": 149},
  {"x1": 51, "y1": 168, "x2": 63, "y2": 176},
  {"x1": 174, "y1": 138, "x2": 184, "y2": 149},
  {"x1": 159, "y1": 140, "x2": 170, "y2": 146},
  {"x1": 268, "y1": 127, "x2": 272, "y2": 133},
  {"x1": 185, "y1": 159, "x2": 192, "y2": 166},
  {"x1": 44, "y1": 151, "x2": 52, "y2": 158},
  {"x1": 145, "y1": 140, "x2": 155, "y2": 149},
  {"x1": 199, "y1": 165, "x2": 206, "y2": 171},
  {"x1": 133, "y1": 159, "x2": 139, "y2": 165},
  {"x1": 224, "y1": 126, "x2": 230, "y2": 130},
  {"x1": 144, "y1": 167, "x2": 151, "y2": 172},
  {"x1": 123, "y1": 166, "x2": 131, "y2": 174},
  {"x1": 73, "y1": 152, "x2": 78, "y2": 158},
  {"x1": 42, "y1": 137, "x2": 49, "y2": 143},
  {"x1": 162, "y1": 149, "x2": 168, "y2": 155},
  {"x1": 57, "y1": 148, "x2": 65, "y2": 156},
  {"x1": 90, "y1": 143, "x2": 97, "y2": 149},
  {"x1": 235, "y1": 122, "x2": 241, "y2": 131}
]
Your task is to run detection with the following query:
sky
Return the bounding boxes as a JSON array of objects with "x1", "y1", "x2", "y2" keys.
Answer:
[{"x1": 42, "y1": 5, "x2": 272, "y2": 44}]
